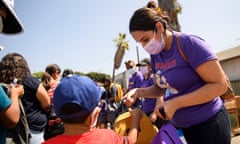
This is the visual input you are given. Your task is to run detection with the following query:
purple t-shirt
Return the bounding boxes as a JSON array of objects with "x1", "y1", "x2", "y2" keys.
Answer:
[
  {"x1": 151, "y1": 31, "x2": 223, "y2": 128},
  {"x1": 128, "y1": 71, "x2": 144, "y2": 90},
  {"x1": 141, "y1": 76, "x2": 156, "y2": 113},
  {"x1": 128, "y1": 71, "x2": 144, "y2": 108}
]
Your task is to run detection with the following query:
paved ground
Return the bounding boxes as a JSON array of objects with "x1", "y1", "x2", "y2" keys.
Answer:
[{"x1": 231, "y1": 134, "x2": 240, "y2": 144}]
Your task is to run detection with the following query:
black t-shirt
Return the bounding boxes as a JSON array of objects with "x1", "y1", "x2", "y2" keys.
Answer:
[
  {"x1": 102, "y1": 85, "x2": 117, "y2": 100},
  {"x1": 22, "y1": 75, "x2": 47, "y2": 131}
]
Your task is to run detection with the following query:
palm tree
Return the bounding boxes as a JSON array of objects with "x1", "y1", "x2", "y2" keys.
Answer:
[
  {"x1": 157, "y1": 0, "x2": 182, "y2": 32},
  {"x1": 112, "y1": 33, "x2": 129, "y2": 82}
]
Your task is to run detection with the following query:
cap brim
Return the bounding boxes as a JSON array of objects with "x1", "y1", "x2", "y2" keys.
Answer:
[
  {"x1": 1, "y1": 1, "x2": 24, "y2": 34},
  {"x1": 136, "y1": 62, "x2": 147, "y2": 67}
]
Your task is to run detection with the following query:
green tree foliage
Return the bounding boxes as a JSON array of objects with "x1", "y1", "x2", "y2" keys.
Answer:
[
  {"x1": 113, "y1": 33, "x2": 129, "y2": 69},
  {"x1": 112, "y1": 33, "x2": 129, "y2": 82},
  {"x1": 32, "y1": 72, "x2": 44, "y2": 79},
  {"x1": 33, "y1": 71, "x2": 110, "y2": 83},
  {"x1": 86, "y1": 72, "x2": 110, "y2": 82},
  {"x1": 74, "y1": 71, "x2": 85, "y2": 76}
]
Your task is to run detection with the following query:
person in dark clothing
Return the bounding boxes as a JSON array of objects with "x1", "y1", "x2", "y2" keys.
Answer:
[
  {"x1": 0, "y1": 0, "x2": 24, "y2": 143},
  {"x1": 0, "y1": 53, "x2": 51, "y2": 144}
]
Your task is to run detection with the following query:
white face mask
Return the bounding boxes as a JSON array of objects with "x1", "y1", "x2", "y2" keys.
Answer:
[
  {"x1": 139, "y1": 66, "x2": 149, "y2": 75},
  {"x1": 127, "y1": 68, "x2": 136, "y2": 76},
  {"x1": 0, "y1": 16, "x2": 4, "y2": 32},
  {"x1": 143, "y1": 32, "x2": 165, "y2": 55}
]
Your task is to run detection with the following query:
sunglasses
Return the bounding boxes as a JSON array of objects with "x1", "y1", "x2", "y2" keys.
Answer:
[{"x1": 48, "y1": 117, "x2": 62, "y2": 126}]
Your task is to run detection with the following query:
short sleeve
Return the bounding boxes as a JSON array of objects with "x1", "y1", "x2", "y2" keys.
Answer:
[
  {"x1": 0, "y1": 86, "x2": 12, "y2": 111},
  {"x1": 180, "y1": 34, "x2": 217, "y2": 69}
]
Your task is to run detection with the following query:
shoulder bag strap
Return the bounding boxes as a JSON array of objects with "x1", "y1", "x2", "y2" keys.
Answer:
[{"x1": 176, "y1": 33, "x2": 188, "y2": 63}]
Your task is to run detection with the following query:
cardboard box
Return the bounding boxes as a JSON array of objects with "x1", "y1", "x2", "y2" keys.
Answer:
[{"x1": 235, "y1": 96, "x2": 240, "y2": 108}]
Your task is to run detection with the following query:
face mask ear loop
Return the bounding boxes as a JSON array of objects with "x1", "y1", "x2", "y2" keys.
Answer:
[{"x1": 153, "y1": 28, "x2": 156, "y2": 40}]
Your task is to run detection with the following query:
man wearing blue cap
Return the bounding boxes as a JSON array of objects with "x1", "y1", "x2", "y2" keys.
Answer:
[
  {"x1": 0, "y1": 0, "x2": 24, "y2": 143},
  {"x1": 43, "y1": 75, "x2": 142, "y2": 144}
]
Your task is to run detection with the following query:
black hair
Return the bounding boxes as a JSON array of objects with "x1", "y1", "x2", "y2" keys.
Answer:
[
  {"x1": 129, "y1": 7, "x2": 169, "y2": 33},
  {"x1": 40, "y1": 72, "x2": 52, "y2": 90},
  {"x1": 146, "y1": 0, "x2": 158, "y2": 9},
  {"x1": 45, "y1": 64, "x2": 61, "y2": 76},
  {"x1": 60, "y1": 103, "x2": 90, "y2": 123},
  {"x1": 62, "y1": 69, "x2": 74, "y2": 78},
  {"x1": 0, "y1": 52, "x2": 30, "y2": 84}
]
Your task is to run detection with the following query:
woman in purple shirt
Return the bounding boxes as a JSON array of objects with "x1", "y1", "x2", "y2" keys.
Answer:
[
  {"x1": 138, "y1": 58, "x2": 164, "y2": 129},
  {"x1": 124, "y1": 6, "x2": 231, "y2": 144}
]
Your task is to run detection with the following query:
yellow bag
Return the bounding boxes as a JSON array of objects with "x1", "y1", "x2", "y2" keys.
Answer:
[
  {"x1": 114, "y1": 111, "x2": 158, "y2": 144},
  {"x1": 111, "y1": 83, "x2": 123, "y2": 103}
]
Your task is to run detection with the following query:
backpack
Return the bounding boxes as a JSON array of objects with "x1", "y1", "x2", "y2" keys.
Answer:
[
  {"x1": 44, "y1": 106, "x2": 64, "y2": 140},
  {"x1": 114, "y1": 111, "x2": 158, "y2": 144},
  {"x1": 110, "y1": 83, "x2": 123, "y2": 103},
  {"x1": 6, "y1": 100, "x2": 30, "y2": 144},
  {"x1": 0, "y1": 83, "x2": 30, "y2": 144}
]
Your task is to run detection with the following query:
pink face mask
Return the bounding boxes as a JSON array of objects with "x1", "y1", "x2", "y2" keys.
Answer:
[
  {"x1": 143, "y1": 32, "x2": 165, "y2": 55},
  {"x1": 139, "y1": 66, "x2": 148, "y2": 75}
]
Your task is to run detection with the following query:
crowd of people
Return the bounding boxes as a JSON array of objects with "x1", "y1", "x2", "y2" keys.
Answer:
[
  {"x1": 0, "y1": 0, "x2": 233, "y2": 144},
  {"x1": 0, "y1": 0, "x2": 25, "y2": 144}
]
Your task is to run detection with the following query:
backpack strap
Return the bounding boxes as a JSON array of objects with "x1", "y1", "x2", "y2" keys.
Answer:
[
  {"x1": 109, "y1": 83, "x2": 117, "y2": 101},
  {"x1": 176, "y1": 34, "x2": 188, "y2": 63},
  {"x1": 176, "y1": 34, "x2": 235, "y2": 101}
]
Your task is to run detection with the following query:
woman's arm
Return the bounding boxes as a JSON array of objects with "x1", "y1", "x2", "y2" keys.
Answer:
[
  {"x1": 127, "y1": 109, "x2": 143, "y2": 144},
  {"x1": 137, "y1": 84, "x2": 164, "y2": 98},
  {"x1": 163, "y1": 60, "x2": 227, "y2": 119},
  {"x1": 0, "y1": 84, "x2": 24, "y2": 128},
  {"x1": 124, "y1": 84, "x2": 164, "y2": 107},
  {"x1": 36, "y1": 83, "x2": 51, "y2": 109}
]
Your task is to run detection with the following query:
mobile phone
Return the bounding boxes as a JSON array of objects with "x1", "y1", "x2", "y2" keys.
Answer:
[
  {"x1": 159, "y1": 107, "x2": 166, "y2": 119},
  {"x1": 12, "y1": 78, "x2": 18, "y2": 87}
]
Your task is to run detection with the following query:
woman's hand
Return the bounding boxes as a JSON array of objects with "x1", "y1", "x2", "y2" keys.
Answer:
[
  {"x1": 9, "y1": 84, "x2": 24, "y2": 99},
  {"x1": 123, "y1": 88, "x2": 138, "y2": 107},
  {"x1": 149, "y1": 112, "x2": 157, "y2": 122},
  {"x1": 154, "y1": 98, "x2": 178, "y2": 120}
]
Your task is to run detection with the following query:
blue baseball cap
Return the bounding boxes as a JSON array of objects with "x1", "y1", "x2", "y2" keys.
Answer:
[{"x1": 53, "y1": 75, "x2": 102, "y2": 120}]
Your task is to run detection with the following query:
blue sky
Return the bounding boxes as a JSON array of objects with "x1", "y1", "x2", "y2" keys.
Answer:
[{"x1": 0, "y1": 0, "x2": 240, "y2": 75}]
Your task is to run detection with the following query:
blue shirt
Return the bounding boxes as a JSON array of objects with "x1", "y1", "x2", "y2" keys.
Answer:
[{"x1": 0, "y1": 86, "x2": 12, "y2": 144}]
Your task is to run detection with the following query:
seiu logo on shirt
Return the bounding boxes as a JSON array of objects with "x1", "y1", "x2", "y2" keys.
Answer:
[
  {"x1": 154, "y1": 59, "x2": 176, "y2": 70},
  {"x1": 155, "y1": 69, "x2": 178, "y2": 99}
]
